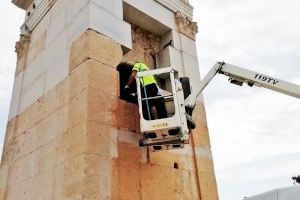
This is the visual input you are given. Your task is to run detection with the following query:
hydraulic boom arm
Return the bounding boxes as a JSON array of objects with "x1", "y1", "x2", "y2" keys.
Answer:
[
  {"x1": 134, "y1": 61, "x2": 300, "y2": 151},
  {"x1": 185, "y1": 62, "x2": 300, "y2": 111}
]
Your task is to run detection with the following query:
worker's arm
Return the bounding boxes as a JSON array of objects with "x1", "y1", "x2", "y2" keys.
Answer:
[{"x1": 125, "y1": 70, "x2": 138, "y2": 88}]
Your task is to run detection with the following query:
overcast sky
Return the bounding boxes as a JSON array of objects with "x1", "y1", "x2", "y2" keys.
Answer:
[
  {"x1": 0, "y1": 1, "x2": 299, "y2": 200},
  {"x1": 190, "y1": 0, "x2": 300, "y2": 199}
]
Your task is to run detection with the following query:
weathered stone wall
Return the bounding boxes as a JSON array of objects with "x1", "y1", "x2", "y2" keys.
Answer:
[
  {"x1": 1, "y1": 0, "x2": 219, "y2": 199},
  {"x1": 122, "y1": 25, "x2": 161, "y2": 69},
  {"x1": 180, "y1": 0, "x2": 189, "y2": 4},
  {"x1": 0, "y1": 29, "x2": 214, "y2": 200},
  {"x1": 1, "y1": 30, "x2": 136, "y2": 199}
]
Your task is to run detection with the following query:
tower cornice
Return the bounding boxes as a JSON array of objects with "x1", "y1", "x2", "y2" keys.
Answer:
[
  {"x1": 154, "y1": 0, "x2": 193, "y2": 18},
  {"x1": 12, "y1": 0, "x2": 33, "y2": 10}
]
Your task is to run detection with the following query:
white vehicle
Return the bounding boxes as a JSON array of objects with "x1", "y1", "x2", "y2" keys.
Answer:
[
  {"x1": 135, "y1": 62, "x2": 300, "y2": 151},
  {"x1": 244, "y1": 185, "x2": 300, "y2": 200}
]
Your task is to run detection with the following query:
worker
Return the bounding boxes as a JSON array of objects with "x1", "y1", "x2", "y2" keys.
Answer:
[{"x1": 125, "y1": 60, "x2": 167, "y2": 120}]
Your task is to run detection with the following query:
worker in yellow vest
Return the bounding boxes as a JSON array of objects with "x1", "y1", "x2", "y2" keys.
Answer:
[{"x1": 125, "y1": 61, "x2": 167, "y2": 120}]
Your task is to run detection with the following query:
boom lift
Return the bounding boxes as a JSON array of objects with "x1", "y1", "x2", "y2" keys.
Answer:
[{"x1": 136, "y1": 62, "x2": 300, "y2": 151}]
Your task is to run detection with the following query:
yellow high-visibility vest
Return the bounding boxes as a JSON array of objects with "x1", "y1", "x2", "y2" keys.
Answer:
[{"x1": 132, "y1": 62, "x2": 157, "y2": 87}]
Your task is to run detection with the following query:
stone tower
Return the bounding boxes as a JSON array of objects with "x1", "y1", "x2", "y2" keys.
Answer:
[{"x1": 0, "y1": 0, "x2": 218, "y2": 199}]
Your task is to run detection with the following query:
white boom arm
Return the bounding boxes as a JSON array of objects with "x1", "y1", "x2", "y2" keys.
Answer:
[{"x1": 185, "y1": 62, "x2": 300, "y2": 110}]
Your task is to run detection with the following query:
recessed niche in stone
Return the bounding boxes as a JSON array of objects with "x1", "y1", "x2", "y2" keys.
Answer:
[
  {"x1": 117, "y1": 62, "x2": 137, "y2": 104},
  {"x1": 174, "y1": 162, "x2": 179, "y2": 169}
]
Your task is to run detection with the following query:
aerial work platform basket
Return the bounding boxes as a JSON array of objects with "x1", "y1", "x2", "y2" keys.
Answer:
[
  {"x1": 135, "y1": 62, "x2": 300, "y2": 152},
  {"x1": 136, "y1": 67, "x2": 190, "y2": 151}
]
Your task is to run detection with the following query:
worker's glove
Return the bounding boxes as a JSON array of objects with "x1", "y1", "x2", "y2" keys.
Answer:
[{"x1": 130, "y1": 93, "x2": 136, "y2": 97}]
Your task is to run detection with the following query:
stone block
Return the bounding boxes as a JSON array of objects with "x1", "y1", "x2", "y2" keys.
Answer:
[
  {"x1": 46, "y1": 9, "x2": 66, "y2": 47},
  {"x1": 117, "y1": 100, "x2": 137, "y2": 132},
  {"x1": 13, "y1": 125, "x2": 39, "y2": 160},
  {"x1": 3, "y1": 118, "x2": 17, "y2": 149},
  {"x1": 67, "y1": 0, "x2": 123, "y2": 22},
  {"x1": 169, "y1": 47, "x2": 185, "y2": 75},
  {"x1": 32, "y1": 97, "x2": 47, "y2": 125},
  {"x1": 118, "y1": 142, "x2": 142, "y2": 163},
  {"x1": 197, "y1": 171, "x2": 219, "y2": 200},
  {"x1": 89, "y1": 1, "x2": 132, "y2": 49},
  {"x1": 159, "y1": 46, "x2": 184, "y2": 76},
  {"x1": 180, "y1": 33, "x2": 198, "y2": 56},
  {"x1": 62, "y1": 151, "x2": 87, "y2": 194},
  {"x1": 35, "y1": 139, "x2": 61, "y2": 174},
  {"x1": 39, "y1": 87, "x2": 56, "y2": 120},
  {"x1": 86, "y1": 121, "x2": 118, "y2": 158},
  {"x1": 65, "y1": 0, "x2": 89, "y2": 26},
  {"x1": 8, "y1": 74, "x2": 23, "y2": 120},
  {"x1": 49, "y1": 0, "x2": 72, "y2": 25},
  {"x1": 87, "y1": 88, "x2": 118, "y2": 127},
  {"x1": 1, "y1": 128, "x2": 15, "y2": 162},
  {"x1": 161, "y1": 30, "x2": 181, "y2": 51},
  {"x1": 0, "y1": 187, "x2": 5, "y2": 200},
  {"x1": 141, "y1": 164, "x2": 200, "y2": 200},
  {"x1": 134, "y1": 106, "x2": 141, "y2": 134},
  {"x1": 149, "y1": 149, "x2": 195, "y2": 171},
  {"x1": 44, "y1": 29, "x2": 69, "y2": 91},
  {"x1": 68, "y1": 1, "x2": 131, "y2": 53},
  {"x1": 68, "y1": 89, "x2": 88, "y2": 129},
  {"x1": 8, "y1": 152, "x2": 38, "y2": 185},
  {"x1": 53, "y1": 165, "x2": 64, "y2": 200},
  {"x1": 64, "y1": 122, "x2": 86, "y2": 160},
  {"x1": 31, "y1": 80, "x2": 67, "y2": 125},
  {"x1": 1, "y1": 139, "x2": 14, "y2": 165},
  {"x1": 87, "y1": 59, "x2": 119, "y2": 96},
  {"x1": 0, "y1": 164, "x2": 9, "y2": 189},
  {"x1": 30, "y1": 168, "x2": 54, "y2": 199},
  {"x1": 66, "y1": 0, "x2": 90, "y2": 44},
  {"x1": 23, "y1": 52, "x2": 46, "y2": 89},
  {"x1": 37, "y1": 105, "x2": 68, "y2": 147},
  {"x1": 62, "y1": 153, "x2": 117, "y2": 199},
  {"x1": 124, "y1": 0, "x2": 177, "y2": 31},
  {"x1": 116, "y1": 160, "x2": 141, "y2": 200},
  {"x1": 30, "y1": 10, "x2": 51, "y2": 46},
  {"x1": 56, "y1": 76, "x2": 71, "y2": 108},
  {"x1": 5, "y1": 178, "x2": 33, "y2": 200},
  {"x1": 69, "y1": 29, "x2": 123, "y2": 71},
  {"x1": 69, "y1": 58, "x2": 119, "y2": 98},
  {"x1": 118, "y1": 130, "x2": 147, "y2": 163},
  {"x1": 62, "y1": 120, "x2": 119, "y2": 161},
  {"x1": 16, "y1": 102, "x2": 39, "y2": 136},
  {"x1": 96, "y1": 0, "x2": 124, "y2": 19},
  {"x1": 191, "y1": 103, "x2": 211, "y2": 148},
  {"x1": 182, "y1": 53, "x2": 200, "y2": 91},
  {"x1": 69, "y1": 30, "x2": 90, "y2": 72},
  {"x1": 15, "y1": 54, "x2": 26, "y2": 76},
  {"x1": 11, "y1": 132, "x2": 64, "y2": 180},
  {"x1": 195, "y1": 149, "x2": 215, "y2": 175},
  {"x1": 19, "y1": 72, "x2": 46, "y2": 113},
  {"x1": 69, "y1": 61, "x2": 88, "y2": 98},
  {"x1": 26, "y1": 31, "x2": 47, "y2": 65}
]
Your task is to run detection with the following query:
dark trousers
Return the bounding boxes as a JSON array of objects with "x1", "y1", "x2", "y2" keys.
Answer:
[{"x1": 141, "y1": 83, "x2": 167, "y2": 120}]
